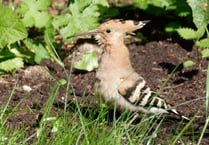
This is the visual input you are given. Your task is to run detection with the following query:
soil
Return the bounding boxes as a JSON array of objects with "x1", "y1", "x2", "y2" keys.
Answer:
[{"x1": 1, "y1": 0, "x2": 209, "y2": 144}]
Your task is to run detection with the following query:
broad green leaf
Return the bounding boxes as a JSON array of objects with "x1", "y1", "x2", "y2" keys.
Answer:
[
  {"x1": 0, "y1": 5, "x2": 27, "y2": 48},
  {"x1": 16, "y1": 0, "x2": 52, "y2": 28},
  {"x1": 34, "y1": 12, "x2": 52, "y2": 28},
  {"x1": 200, "y1": 49, "x2": 209, "y2": 58},
  {"x1": 177, "y1": 27, "x2": 200, "y2": 40},
  {"x1": 150, "y1": 0, "x2": 173, "y2": 8},
  {"x1": 16, "y1": 0, "x2": 51, "y2": 13},
  {"x1": 54, "y1": 0, "x2": 108, "y2": 39},
  {"x1": 196, "y1": 38, "x2": 209, "y2": 47},
  {"x1": 24, "y1": 39, "x2": 50, "y2": 64},
  {"x1": 0, "y1": 57, "x2": 24, "y2": 73},
  {"x1": 53, "y1": 15, "x2": 71, "y2": 29},
  {"x1": 183, "y1": 60, "x2": 196, "y2": 67},
  {"x1": 196, "y1": 26, "x2": 206, "y2": 39},
  {"x1": 73, "y1": 52, "x2": 98, "y2": 71},
  {"x1": 187, "y1": 0, "x2": 209, "y2": 29},
  {"x1": 34, "y1": 44, "x2": 51, "y2": 63},
  {"x1": 134, "y1": 0, "x2": 149, "y2": 10}
]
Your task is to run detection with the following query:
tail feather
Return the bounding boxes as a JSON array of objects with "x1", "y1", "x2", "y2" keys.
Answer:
[{"x1": 169, "y1": 108, "x2": 190, "y2": 121}]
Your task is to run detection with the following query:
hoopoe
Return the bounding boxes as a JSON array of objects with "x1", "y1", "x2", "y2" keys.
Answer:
[{"x1": 69, "y1": 19, "x2": 189, "y2": 121}]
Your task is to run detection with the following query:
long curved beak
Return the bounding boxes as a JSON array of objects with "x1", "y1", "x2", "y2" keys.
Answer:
[
  {"x1": 141, "y1": 20, "x2": 151, "y2": 25},
  {"x1": 67, "y1": 29, "x2": 98, "y2": 39}
]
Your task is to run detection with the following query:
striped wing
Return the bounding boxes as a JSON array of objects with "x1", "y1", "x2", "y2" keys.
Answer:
[{"x1": 118, "y1": 76, "x2": 189, "y2": 120}]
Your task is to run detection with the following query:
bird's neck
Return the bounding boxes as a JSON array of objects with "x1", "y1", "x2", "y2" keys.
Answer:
[{"x1": 99, "y1": 42, "x2": 134, "y2": 71}]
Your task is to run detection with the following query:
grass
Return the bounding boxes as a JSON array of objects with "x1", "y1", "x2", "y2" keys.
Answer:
[
  {"x1": 0, "y1": 62, "x2": 208, "y2": 145},
  {"x1": 197, "y1": 63, "x2": 209, "y2": 145}
]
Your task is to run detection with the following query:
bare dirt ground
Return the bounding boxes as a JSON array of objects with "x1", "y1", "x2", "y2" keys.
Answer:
[{"x1": 1, "y1": 0, "x2": 209, "y2": 144}]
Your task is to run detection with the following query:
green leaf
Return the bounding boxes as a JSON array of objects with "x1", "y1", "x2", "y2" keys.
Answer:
[
  {"x1": 0, "y1": 57, "x2": 24, "y2": 73},
  {"x1": 53, "y1": 15, "x2": 71, "y2": 29},
  {"x1": 16, "y1": 0, "x2": 52, "y2": 28},
  {"x1": 196, "y1": 26, "x2": 206, "y2": 39},
  {"x1": 0, "y1": 49, "x2": 16, "y2": 60},
  {"x1": 34, "y1": 12, "x2": 52, "y2": 28},
  {"x1": 183, "y1": 60, "x2": 196, "y2": 67},
  {"x1": 53, "y1": 0, "x2": 108, "y2": 39},
  {"x1": 164, "y1": 22, "x2": 181, "y2": 34},
  {"x1": 200, "y1": 49, "x2": 209, "y2": 58},
  {"x1": 58, "y1": 79, "x2": 67, "y2": 85},
  {"x1": 187, "y1": 0, "x2": 209, "y2": 29},
  {"x1": 134, "y1": 0, "x2": 149, "y2": 10},
  {"x1": 177, "y1": 27, "x2": 203, "y2": 40},
  {"x1": 175, "y1": 0, "x2": 191, "y2": 17},
  {"x1": 24, "y1": 39, "x2": 51, "y2": 64},
  {"x1": 150, "y1": 0, "x2": 174, "y2": 8},
  {"x1": 0, "y1": 5, "x2": 27, "y2": 48},
  {"x1": 73, "y1": 52, "x2": 98, "y2": 71},
  {"x1": 196, "y1": 38, "x2": 209, "y2": 47}
]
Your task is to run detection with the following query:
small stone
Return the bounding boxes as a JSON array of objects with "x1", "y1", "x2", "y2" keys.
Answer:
[{"x1": 23, "y1": 85, "x2": 32, "y2": 92}]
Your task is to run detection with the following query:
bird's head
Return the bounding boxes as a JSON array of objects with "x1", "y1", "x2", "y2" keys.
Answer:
[{"x1": 68, "y1": 19, "x2": 150, "y2": 47}]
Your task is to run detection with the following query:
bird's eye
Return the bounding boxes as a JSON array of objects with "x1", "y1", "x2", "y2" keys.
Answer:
[{"x1": 106, "y1": 29, "x2": 111, "y2": 33}]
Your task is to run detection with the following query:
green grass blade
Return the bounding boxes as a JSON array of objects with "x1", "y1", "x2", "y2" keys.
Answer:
[
  {"x1": 197, "y1": 63, "x2": 209, "y2": 145},
  {"x1": 0, "y1": 79, "x2": 17, "y2": 120},
  {"x1": 171, "y1": 116, "x2": 196, "y2": 145},
  {"x1": 197, "y1": 116, "x2": 209, "y2": 145},
  {"x1": 37, "y1": 79, "x2": 66, "y2": 144},
  {"x1": 205, "y1": 63, "x2": 209, "y2": 118}
]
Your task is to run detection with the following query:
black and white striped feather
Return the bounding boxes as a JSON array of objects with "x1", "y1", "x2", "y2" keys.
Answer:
[{"x1": 119, "y1": 76, "x2": 189, "y2": 120}]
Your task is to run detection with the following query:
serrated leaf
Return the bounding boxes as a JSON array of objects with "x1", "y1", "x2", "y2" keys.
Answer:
[
  {"x1": 54, "y1": 0, "x2": 108, "y2": 39},
  {"x1": 16, "y1": 0, "x2": 52, "y2": 28},
  {"x1": 183, "y1": 60, "x2": 196, "y2": 67},
  {"x1": 200, "y1": 49, "x2": 209, "y2": 58},
  {"x1": 187, "y1": 0, "x2": 209, "y2": 29},
  {"x1": 0, "y1": 5, "x2": 27, "y2": 48},
  {"x1": 16, "y1": 0, "x2": 51, "y2": 13},
  {"x1": 177, "y1": 27, "x2": 204, "y2": 40},
  {"x1": 177, "y1": 28, "x2": 197, "y2": 40},
  {"x1": 196, "y1": 38, "x2": 209, "y2": 47},
  {"x1": 0, "y1": 57, "x2": 24, "y2": 73},
  {"x1": 73, "y1": 52, "x2": 98, "y2": 71}
]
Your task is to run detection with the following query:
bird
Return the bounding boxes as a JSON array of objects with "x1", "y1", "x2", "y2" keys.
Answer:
[{"x1": 68, "y1": 19, "x2": 189, "y2": 122}]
